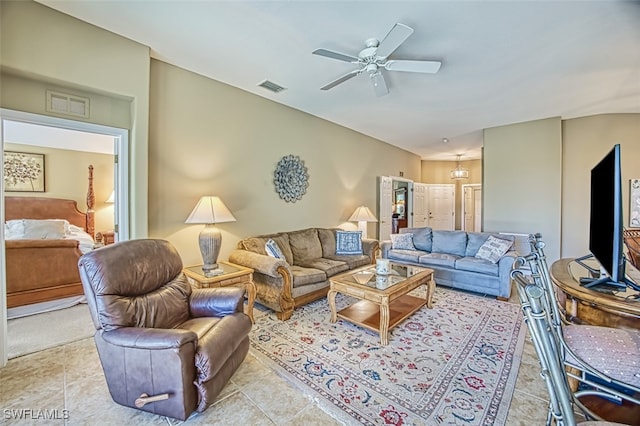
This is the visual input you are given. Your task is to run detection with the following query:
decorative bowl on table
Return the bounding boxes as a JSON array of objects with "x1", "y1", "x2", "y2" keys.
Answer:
[{"x1": 353, "y1": 271, "x2": 374, "y2": 285}]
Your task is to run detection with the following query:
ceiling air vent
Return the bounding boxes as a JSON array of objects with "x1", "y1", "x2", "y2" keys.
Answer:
[
  {"x1": 46, "y1": 90, "x2": 90, "y2": 118},
  {"x1": 258, "y1": 80, "x2": 287, "y2": 93}
]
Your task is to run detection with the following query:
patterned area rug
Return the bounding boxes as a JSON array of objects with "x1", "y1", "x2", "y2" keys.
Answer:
[{"x1": 249, "y1": 287, "x2": 525, "y2": 425}]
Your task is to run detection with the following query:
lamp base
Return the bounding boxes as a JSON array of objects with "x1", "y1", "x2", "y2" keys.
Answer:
[
  {"x1": 202, "y1": 267, "x2": 224, "y2": 277},
  {"x1": 199, "y1": 224, "x2": 222, "y2": 274}
]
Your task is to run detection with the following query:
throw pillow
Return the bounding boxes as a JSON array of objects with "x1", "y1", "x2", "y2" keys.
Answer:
[
  {"x1": 390, "y1": 233, "x2": 415, "y2": 250},
  {"x1": 335, "y1": 230, "x2": 363, "y2": 255},
  {"x1": 265, "y1": 238, "x2": 286, "y2": 259},
  {"x1": 475, "y1": 235, "x2": 513, "y2": 263}
]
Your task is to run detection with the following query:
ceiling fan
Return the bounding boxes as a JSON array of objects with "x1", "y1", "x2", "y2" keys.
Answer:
[{"x1": 312, "y1": 23, "x2": 442, "y2": 97}]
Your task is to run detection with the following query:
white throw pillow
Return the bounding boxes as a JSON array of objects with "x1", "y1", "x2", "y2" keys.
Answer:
[
  {"x1": 390, "y1": 233, "x2": 416, "y2": 250},
  {"x1": 265, "y1": 238, "x2": 286, "y2": 259},
  {"x1": 475, "y1": 235, "x2": 512, "y2": 263},
  {"x1": 21, "y1": 219, "x2": 66, "y2": 239}
]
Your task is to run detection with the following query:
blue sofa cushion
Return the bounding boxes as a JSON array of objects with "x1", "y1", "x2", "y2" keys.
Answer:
[
  {"x1": 419, "y1": 252, "x2": 459, "y2": 268},
  {"x1": 335, "y1": 230, "x2": 363, "y2": 255},
  {"x1": 387, "y1": 249, "x2": 427, "y2": 263},
  {"x1": 432, "y1": 230, "x2": 467, "y2": 257},
  {"x1": 455, "y1": 257, "x2": 499, "y2": 276},
  {"x1": 401, "y1": 227, "x2": 432, "y2": 252}
]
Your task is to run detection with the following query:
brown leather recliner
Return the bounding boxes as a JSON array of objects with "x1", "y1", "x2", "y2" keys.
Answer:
[{"x1": 78, "y1": 239, "x2": 252, "y2": 421}]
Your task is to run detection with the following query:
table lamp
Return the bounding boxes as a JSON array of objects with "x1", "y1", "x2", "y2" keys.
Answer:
[
  {"x1": 185, "y1": 196, "x2": 236, "y2": 274},
  {"x1": 348, "y1": 206, "x2": 377, "y2": 239}
]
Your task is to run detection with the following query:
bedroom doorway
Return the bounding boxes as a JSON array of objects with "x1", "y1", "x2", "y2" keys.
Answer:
[{"x1": 0, "y1": 109, "x2": 130, "y2": 366}]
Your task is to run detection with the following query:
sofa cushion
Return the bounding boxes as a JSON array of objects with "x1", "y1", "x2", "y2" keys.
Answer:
[
  {"x1": 388, "y1": 249, "x2": 427, "y2": 263},
  {"x1": 289, "y1": 228, "x2": 323, "y2": 264},
  {"x1": 390, "y1": 233, "x2": 415, "y2": 250},
  {"x1": 318, "y1": 228, "x2": 337, "y2": 257},
  {"x1": 476, "y1": 235, "x2": 513, "y2": 263},
  {"x1": 290, "y1": 266, "x2": 326, "y2": 288},
  {"x1": 432, "y1": 230, "x2": 467, "y2": 257},
  {"x1": 455, "y1": 257, "x2": 499, "y2": 276},
  {"x1": 401, "y1": 227, "x2": 432, "y2": 252},
  {"x1": 335, "y1": 230, "x2": 363, "y2": 255},
  {"x1": 241, "y1": 237, "x2": 268, "y2": 255},
  {"x1": 419, "y1": 252, "x2": 459, "y2": 268},
  {"x1": 296, "y1": 258, "x2": 349, "y2": 276},
  {"x1": 326, "y1": 254, "x2": 371, "y2": 269}
]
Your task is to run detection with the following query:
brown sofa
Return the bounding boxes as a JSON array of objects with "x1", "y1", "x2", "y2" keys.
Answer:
[
  {"x1": 228, "y1": 227, "x2": 379, "y2": 320},
  {"x1": 78, "y1": 239, "x2": 252, "y2": 420}
]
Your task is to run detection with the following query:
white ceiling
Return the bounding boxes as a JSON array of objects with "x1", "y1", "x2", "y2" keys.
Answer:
[{"x1": 37, "y1": 1, "x2": 640, "y2": 161}]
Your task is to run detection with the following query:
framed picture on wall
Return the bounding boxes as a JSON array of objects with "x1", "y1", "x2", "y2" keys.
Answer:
[
  {"x1": 3, "y1": 151, "x2": 45, "y2": 192},
  {"x1": 631, "y1": 179, "x2": 640, "y2": 228}
]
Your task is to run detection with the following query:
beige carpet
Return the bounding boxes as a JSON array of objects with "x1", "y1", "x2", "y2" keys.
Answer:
[{"x1": 7, "y1": 303, "x2": 95, "y2": 359}]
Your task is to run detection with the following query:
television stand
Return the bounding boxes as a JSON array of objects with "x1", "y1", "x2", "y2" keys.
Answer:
[{"x1": 579, "y1": 276, "x2": 626, "y2": 292}]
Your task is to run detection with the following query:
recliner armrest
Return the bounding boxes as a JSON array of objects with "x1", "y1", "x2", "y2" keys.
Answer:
[
  {"x1": 189, "y1": 287, "x2": 245, "y2": 317},
  {"x1": 102, "y1": 327, "x2": 197, "y2": 350}
]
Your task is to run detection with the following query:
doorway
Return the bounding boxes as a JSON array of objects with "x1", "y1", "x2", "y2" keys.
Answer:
[
  {"x1": 425, "y1": 184, "x2": 455, "y2": 230},
  {"x1": 1, "y1": 108, "x2": 129, "y2": 366},
  {"x1": 462, "y1": 184, "x2": 483, "y2": 232}
]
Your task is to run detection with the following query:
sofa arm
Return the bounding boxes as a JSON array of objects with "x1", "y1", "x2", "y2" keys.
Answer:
[
  {"x1": 229, "y1": 249, "x2": 289, "y2": 277},
  {"x1": 496, "y1": 250, "x2": 518, "y2": 298},
  {"x1": 362, "y1": 239, "x2": 380, "y2": 263},
  {"x1": 102, "y1": 327, "x2": 197, "y2": 350},
  {"x1": 380, "y1": 240, "x2": 392, "y2": 259},
  {"x1": 190, "y1": 287, "x2": 245, "y2": 317}
]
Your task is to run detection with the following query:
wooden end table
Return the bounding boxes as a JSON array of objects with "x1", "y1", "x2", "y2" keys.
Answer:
[
  {"x1": 183, "y1": 261, "x2": 256, "y2": 323},
  {"x1": 328, "y1": 262, "x2": 435, "y2": 345}
]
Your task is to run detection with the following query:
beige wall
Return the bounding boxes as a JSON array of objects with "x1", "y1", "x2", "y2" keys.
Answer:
[
  {"x1": 562, "y1": 114, "x2": 640, "y2": 258},
  {"x1": 148, "y1": 61, "x2": 421, "y2": 266},
  {"x1": 1, "y1": 0, "x2": 149, "y2": 238},
  {"x1": 4, "y1": 143, "x2": 115, "y2": 234},
  {"x1": 421, "y1": 159, "x2": 481, "y2": 229},
  {"x1": 483, "y1": 117, "x2": 563, "y2": 261}
]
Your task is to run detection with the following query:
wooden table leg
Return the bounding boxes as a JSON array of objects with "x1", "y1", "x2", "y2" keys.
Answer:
[
  {"x1": 246, "y1": 279, "x2": 257, "y2": 324},
  {"x1": 380, "y1": 297, "x2": 390, "y2": 346},
  {"x1": 426, "y1": 276, "x2": 435, "y2": 309},
  {"x1": 328, "y1": 289, "x2": 338, "y2": 323}
]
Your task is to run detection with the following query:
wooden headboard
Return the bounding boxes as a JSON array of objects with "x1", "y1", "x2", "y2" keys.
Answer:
[{"x1": 4, "y1": 165, "x2": 96, "y2": 237}]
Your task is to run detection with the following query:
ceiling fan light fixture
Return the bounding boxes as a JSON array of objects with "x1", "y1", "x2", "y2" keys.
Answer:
[{"x1": 450, "y1": 154, "x2": 469, "y2": 179}]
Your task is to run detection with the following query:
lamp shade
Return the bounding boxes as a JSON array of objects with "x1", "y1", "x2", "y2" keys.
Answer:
[
  {"x1": 185, "y1": 196, "x2": 236, "y2": 224},
  {"x1": 348, "y1": 206, "x2": 378, "y2": 222},
  {"x1": 105, "y1": 190, "x2": 115, "y2": 203}
]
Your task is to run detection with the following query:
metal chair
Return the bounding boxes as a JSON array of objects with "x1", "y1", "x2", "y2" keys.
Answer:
[{"x1": 511, "y1": 234, "x2": 640, "y2": 425}]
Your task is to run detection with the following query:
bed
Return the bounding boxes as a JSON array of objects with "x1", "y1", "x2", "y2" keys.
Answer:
[{"x1": 4, "y1": 166, "x2": 96, "y2": 309}]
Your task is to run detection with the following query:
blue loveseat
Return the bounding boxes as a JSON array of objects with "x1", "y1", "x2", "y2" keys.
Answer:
[{"x1": 380, "y1": 227, "x2": 517, "y2": 299}]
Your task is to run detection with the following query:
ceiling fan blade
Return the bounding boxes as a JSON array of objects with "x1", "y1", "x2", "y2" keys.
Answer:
[
  {"x1": 376, "y1": 23, "x2": 414, "y2": 59},
  {"x1": 320, "y1": 69, "x2": 360, "y2": 90},
  {"x1": 312, "y1": 48, "x2": 359, "y2": 63},
  {"x1": 384, "y1": 60, "x2": 442, "y2": 74},
  {"x1": 370, "y1": 72, "x2": 389, "y2": 97}
]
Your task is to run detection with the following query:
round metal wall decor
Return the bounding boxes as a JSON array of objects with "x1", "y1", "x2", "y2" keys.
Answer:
[{"x1": 274, "y1": 155, "x2": 309, "y2": 202}]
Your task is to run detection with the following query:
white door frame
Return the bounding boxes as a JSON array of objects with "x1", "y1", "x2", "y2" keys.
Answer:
[{"x1": 0, "y1": 108, "x2": 129, "y2": 367}]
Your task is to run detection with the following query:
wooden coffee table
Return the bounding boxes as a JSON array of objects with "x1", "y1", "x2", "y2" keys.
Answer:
[{"x1": 328, "y1": 262, "x2": 435, "y2": 345}]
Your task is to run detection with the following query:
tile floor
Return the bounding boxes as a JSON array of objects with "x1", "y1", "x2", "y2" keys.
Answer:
[{"x1": 0, "y1": 288, "x2": 551, "y2": 425}]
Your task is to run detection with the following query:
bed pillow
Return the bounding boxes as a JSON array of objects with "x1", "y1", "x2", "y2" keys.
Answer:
[
  {"x1": 391, "y1": 233, "x2": 416, "y2": 250},
  {"x1": 21, "y1": 219, "x2": 66, "y2": 239},
  {"x1": 4, "y1": 219, "x2": 25, "y2": 239},
  {"x1": 475, "y1": 235, "x2": 513, "y2": 263},
  {"x1": 335, "y1": 230, "x2": 363, "y2": 255}
]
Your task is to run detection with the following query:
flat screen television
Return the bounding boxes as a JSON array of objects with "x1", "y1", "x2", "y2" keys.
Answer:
[{"x1": 580, "y1": 144, "x2": 636, "y2": 290}]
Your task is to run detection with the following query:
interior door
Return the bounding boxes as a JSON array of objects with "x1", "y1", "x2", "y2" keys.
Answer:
[
  {"x1": 426, "y1": 184, "x2": 455, "y2": 230},
  {"x1": 464, "y1": 186, "x2": 474, "y2": 231},
  {"x1": 378, "y1": 176, "x2": 393, "y2": 241},
  {"x1": 412, "y1": 182, "x2": 428, "y2": 228},
  {"x1": 474, "y1": 187, "x2": 482, "y2": 231}
]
